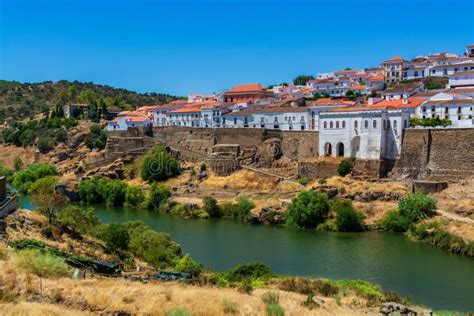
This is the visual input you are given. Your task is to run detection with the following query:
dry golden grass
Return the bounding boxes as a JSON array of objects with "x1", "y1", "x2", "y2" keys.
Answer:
[
  {"x1": 0, "y1": 145, "x2": 36, "y2": 169},
  {"x1": 0, "y1": 244, "x2": 379, "y2": 316},
  {"x1": 434, "y1": 179, "x2": 474, "y2": 215},
  {"x1": 202, "y1": 170, "x2": 284, "y2": 192}
]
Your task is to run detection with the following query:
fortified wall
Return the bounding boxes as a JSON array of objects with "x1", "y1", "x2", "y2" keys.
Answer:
[{"x1": 394, "y1": 128, "x2": 474, "y2": 179}]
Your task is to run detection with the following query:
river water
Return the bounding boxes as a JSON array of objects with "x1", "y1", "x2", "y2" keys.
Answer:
[{"x1": 20, "y1": 197, "x2": 474, "y2": 311}]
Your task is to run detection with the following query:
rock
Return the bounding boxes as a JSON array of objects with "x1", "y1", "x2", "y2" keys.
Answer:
[
  {"x1": 247, "y1": 213, "x2": 261, "y2": 225},
  {"x1": 313, "y1": 186, "x2": 338, "y2": 199},
  {"x1": 380, "y1": 302, "x2": 420, "y2": 315},
  {"x1": 258, "y1": 206, "x2": 285, "y2": 226}
]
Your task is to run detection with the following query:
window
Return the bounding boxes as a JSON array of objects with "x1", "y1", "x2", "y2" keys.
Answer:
[
  {"x1": 330, "y1": 121, "x2": 333, "y2": 128},
  {"x1": 373, "y1": 120, "x2": 377, "y2": 128},
  {"x1": 387, "y1": 120, "x2": 391, "y2": 129},
  {"x1": 393, "y1": 120, "x2": 398, "y2": 130},
  {"x1": 354, "y1": 121, "x2": 358, "y2": 129},
  {"x1": 336, "y1": 121, "x2": 340, "y2": 128},
  {"x1": 364, "y1": 120, "x2": 369, "y2": 128},
  {"x1": 342, "y1": 121, "x2": 346, "y2": 128},
  {"x1": 324, "y1": 121, "x2": 327, "y2": 129},
  {"x1": 404, "y1": 120, "x2": 408, "y2": 128}
]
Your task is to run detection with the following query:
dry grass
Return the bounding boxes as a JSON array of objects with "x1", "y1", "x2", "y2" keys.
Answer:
[
  {"x1": 202, "y1": 170, "x2": 284, "y2": 192},
  {"x1": 0, "y1": 244, "x2": 379, "y2": 316},
  {"x1": 434, "y1": 179, "x2": 474, "y2": 215},
  {"x1": 0, "y1": 145, "x2": 36, "y2": 169}
]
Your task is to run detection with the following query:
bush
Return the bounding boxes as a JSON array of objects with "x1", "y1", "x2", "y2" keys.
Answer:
[
  {"x1": 337, "y1": 158, "x2": 354, "y2": 176},
  {"x1": 166, "y1": 308, "x2": 191, "y2": 316},
  {"x1": 297, "y1": 176, "x2": 309, "y2": 185},
  {"x1": 124, "y1": 185, "x2": 145, "y2": 209},
  {"x1": 175, "y1": 254, "x2": 204, "y2": 277},
  {"x1": 333, "y1": 200, "x2": 364, "y2": 232},
  {"x1": 13, "y1": 156, "x2": 23, "y2": 171},
  {"x1": 41, "y1": 226, "x2": 53, "y2": 239},
  {"x1": 223, "y1": 262, "x2": 275, "y2": 283},
  {"x1": 141, "y1": 145, "x2": 180, "y2": 182},
  {"x1": 265, "y1": 303, "x2": 285, "y2": 316},
  {"x1": 57, "y1": 205, "x2": 100, "y2": 234},
  {"x1": 286, "y1": 191, "x2": 329, "y2": 229},
  {"x1": 203, "y1": 196, "x2": 221, "y2": 217},
  {"x1": 15, "y1": 249, "x2": 70, "y2": 278},
  {"x1": 0, "y1": 163, "x2": 13, "y2": 182},
  {"x1": 99, "y1": 222, "x2": 130, "y2": 252},
  {"x1": 380, "y1": 210, "x2": 411, "y2": 233},
  {"x1": 101, "y1": 179, "x2": 127, "y2": 207},
  {"x1": 146, "y1": 183, "x2": 172, "y2": 211},
  {"x1": 85, "y1": 124, "x2": 107, "y2": 150},
  {"x1": 13, "y1": 163, "x2": 59, "y2": 194},
  {"x1": 235, "y1": 197, "x2": 255, "y2": 218},
  {"x1": 278, "y1": 277, "x2": 339, "y2": 297},
  {"x1": 398, "y1": 193, "x2": 437, "y2": 223},
  {"x1": 316, "y1": 219, "x2": 337, "y2": 232},
  {"x1": 78, "y1": 177, "x2": 127, "y2": 207},
  {"x1": 37, "y1": 136, "x2": 54, "y2": 153}
]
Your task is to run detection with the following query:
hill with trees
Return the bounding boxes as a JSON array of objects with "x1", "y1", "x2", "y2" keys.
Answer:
[{"x1": 0, "y1": 80, "x2": 183, "y2": 121}]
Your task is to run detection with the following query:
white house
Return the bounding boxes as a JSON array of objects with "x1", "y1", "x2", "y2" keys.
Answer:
[
  {"x1": 449, "y1": 70, "x2": 474, "y2": 88},
  {"x1": 107, "y1": 115, "x2": 152, "y2": 132},
  {"x1": 319, "y1": 106, "x2": 410, "y2": 160},
  {"x1": 200, "y1": 103, "x2": 230, "y2": 128},
  {"x1": 429, "y1": 62, "x2": 474, "y2": 77},
  {"x1": 166, "y1": 107, "x2": 202, "y2": 127},
  {"x1": 380, "y1": 83, "x2": 424, "y2": 100},
  {"x1": 416, "y1": 92, "x2": 474, "y2": 128}
]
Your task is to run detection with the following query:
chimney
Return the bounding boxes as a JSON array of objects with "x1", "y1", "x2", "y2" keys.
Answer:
[{"x1": 368, "y1": 98, "x2": 374, "y2": 105}]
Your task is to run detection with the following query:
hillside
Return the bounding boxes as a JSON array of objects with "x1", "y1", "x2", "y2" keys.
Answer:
[{"x1": 0, "y1": 80, "x2": 182, "y2": 121}]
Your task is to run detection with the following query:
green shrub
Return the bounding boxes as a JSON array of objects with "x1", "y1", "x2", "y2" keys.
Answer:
[
  {"x1": 15, "y1": 249, "x2": 70, "y2": 278},
  {"x1": 175, "y1": 254, "x2": 204, "y2": 277},
  {"x1": 13, "y1": 156, "x2": 23, "y2": 172},
  {"x1": 101, "y1": 179, "x2": 127, "y2": 207},
  {"x1": 316, "y1": 219, "x2": 337, "y2": 232},
  {"x1": 13, "y1": 163, "x2": 59, "y2": 194},
  {"x1": 265, "y1": 303, "x2": 285, "y2": 316},
  {"x1": 141, "y1": 145, "x2": 180, "y2": 182},
  {"x1": 37, "y1": 136, "x2": 54, "y2": 153},
  {"x1": 78, "y1": 177, "x2": 106, "y2": 204},
  {"x1": 380, "y1": 210, "x2": 411, "y2": 232},
  {"x1": 41, "y1": 226, "x2": 53, "y2": 239},
  {"x1": 85, "y1": 124, "x2": 107, "y2": 150},
  {"x1": 333, "y1": 200, "x2": 364, "y2": 232},
  {"x1": 278, "y1": 277, "x2": 339, "y2": 297},
  {"x1": 297, "y1": 176, "x2": 309, "y2": 185},
  {"x1": 166, "y1": 308, "x2": 191, "y2": 316},
  {"x1": 223, "y1": 262, "x2": 275, "y2": 283},
  {"x1": 235, "y1": 197, "x2": 255, "y2": 218},
  {"x1": 337, "y1": 159, "x2": 354, "y2": 176},
  {"x1": 126, "y1": 221, "x2": 182, "y2": 268},
  {"x1": 203, "y1": 196, "x2": 221, "y2": 217},
  {"x1": 124, "y1": 185, "x2": 145, "y2": 209},
  {"x1": 57, "y1": 205, "x2": 100, "y2": 234},
  {"x1": 286, "y1": 191, "x2": 329, "y2": 229},
  {"x1": 0, "y1": 163, "x2": 13, "y2": 182},
  {"x1": 146, "y1": 183, "x2": 172, "y2": 211},
  {"x1": 398, "y1": 193, "x2": 437, "y2": 223},
  {"x1": 332, "y1": 279, "x2": 384, "y2": 305},
  {"x1": 99, "y1": 222, "x2": 130, "y2": 252}
]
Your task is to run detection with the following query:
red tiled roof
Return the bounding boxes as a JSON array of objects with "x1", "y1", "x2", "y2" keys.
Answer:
[
  {"x1": 125, "y1": 115, "x2": 150, "y2": 122},
  {"x1": 386, "y1": 56, "x2": 403, "y2": 62},
  {"x1": 228, "y1": 83, "x2": 265, "y2": 93},
  {"x1": 368, "y1": 74, "x2": 384, "y2": 81},
  {"x1": 350, "y1": 85, "x2": 367, "y2": 90}
]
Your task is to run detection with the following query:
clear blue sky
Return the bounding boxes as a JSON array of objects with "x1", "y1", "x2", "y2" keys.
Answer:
[{"x1": 1, "y1": 0, "x2": 473, "y2": 96}]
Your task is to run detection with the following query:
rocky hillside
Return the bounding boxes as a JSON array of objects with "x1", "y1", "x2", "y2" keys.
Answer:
[{"x1": 0, "y1": 80, "x2": 182, "y2": 121}]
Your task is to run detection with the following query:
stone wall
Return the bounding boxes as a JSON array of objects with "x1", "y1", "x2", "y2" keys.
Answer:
[
  {"x1": 299, "y1": 161, "x2": 340, "y2": 179},
  {"x1": 281, "y1": 131, "x2": 319, "y2": 160},
  {"x1": 394, "y1": 128, "x2": 474, "y2": 179}
]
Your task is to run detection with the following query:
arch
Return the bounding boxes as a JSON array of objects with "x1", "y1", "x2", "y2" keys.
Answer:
[
  {"x1": 330, "y1": 121, "x2": 333, "y2": 128},
  {"x1": 324, "y1": 142, "x2": 332, "y2": 156},
  {"x1": 323, "y1": 121, "x2": 327, "y2": 129},
  {"x1": 364, "y1": 120, "x2": 369, "y2": 129},
  {"x1": 342, "y1": 121, "x2": 346, "y2": 128},
  {"x1": 336, "y1": 142, "x2": 345, "y2": 157},
  {"x1": 351, "y1": 136, "x2": 361, "y2": 157},
  {"x1": 354, "y1": 120, "x2": 358, "y2": 129},
  {"x1": 336, "y1": 121, "x2": 340, "y2": 128},
  {"x1": 373, "y1": 120, "x2": 377, "y2": 128}
]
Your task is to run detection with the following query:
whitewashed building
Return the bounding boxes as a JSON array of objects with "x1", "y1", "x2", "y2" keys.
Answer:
[
  {"x1": 107, "y1": 114, "x2": 152, "y2": 132},
  {"x1": 448, "y1": 70, "x2": 474, "y2": 88},
  {"x1": 319, "y1": 107, "x2": 410, "y2": 160},
  {"x1": 166, "y1": 107, "x2": 202, "y2": 127}
]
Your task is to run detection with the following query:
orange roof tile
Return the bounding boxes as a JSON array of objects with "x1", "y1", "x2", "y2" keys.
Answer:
[
  {"x1": 350, "y1": 85, "x2": 367, "y2": 90},
  {"x1": 386, "y1": 56, "x2": 403, "y2": 62},
  {"x1": 228, "y1": 83, "x2": 265, "y2": 93},
  {"x1": 368, "y1": 74, "x2": 384, "y2": 81},
  {"x1": 125, "y1": 115, "x2": 150, "y2": 122}
]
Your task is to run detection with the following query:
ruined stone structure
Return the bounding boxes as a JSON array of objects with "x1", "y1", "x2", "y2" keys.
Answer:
[{"x1": 394, "y1": 128, "x2": 474, "y2": 179}]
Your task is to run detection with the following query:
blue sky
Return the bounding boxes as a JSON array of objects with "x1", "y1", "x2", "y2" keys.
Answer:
[{"x1": 1, "y1": 0, "x2": 473, "y2": 96}]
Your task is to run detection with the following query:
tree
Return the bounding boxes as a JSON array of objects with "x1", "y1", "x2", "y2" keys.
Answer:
[
  {"x1": 203, "y1": 196, "x2": 221, "y2": 217},
  {"x1": 293, "y1": 75, "x2": 315, "y2": 86},
  {"x1": 333, "y1": 200, "x2": 364, "y2": 232},
  {"x1": 14, "y1": 156, "x2": 23, "y2": 171},
  {"x1": 141, "y1": 145, "x2": 181, "y2": 182},
  {"x1": 286, "y1": 191, "x2": 329, "y2": 229},
  {"x1": 85, "y1": 124, "x2": 107, "y2": 150},
  {"x1": 125, "y1": 186, "x2": 145, "y2": 209},
  {"x1": 30, "y1": 177, "x2": 68, "y2": 223},
  {"x1": 337, "y1": 159, "x2": 355, "y2": 176},
  {"x1": 145, "y1": 183, "x2": 172, "y2": 211},
  {"x1": 57, "y1": 205, "x2": 100, "y2": 234},
  {"x1": 175, "y1": 254, "x2": 204, "y2": 277},
  {"x1": 100, "y1": 222, "x2": 130, "y2": 252}
]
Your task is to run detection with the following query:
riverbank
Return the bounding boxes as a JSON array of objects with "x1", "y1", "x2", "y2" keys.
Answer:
[{"x1": 1, "y1": 210, "x2": 429, "y2": 315}]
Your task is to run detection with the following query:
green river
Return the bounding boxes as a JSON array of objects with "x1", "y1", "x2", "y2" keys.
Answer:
[{"x1": 21, "y1": 198, "x2": 474, "y2": 311}]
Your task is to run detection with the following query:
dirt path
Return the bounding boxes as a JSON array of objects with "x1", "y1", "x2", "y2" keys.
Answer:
[{"x1": 437, "y1": 209, "x2": 474, "y2": 224}]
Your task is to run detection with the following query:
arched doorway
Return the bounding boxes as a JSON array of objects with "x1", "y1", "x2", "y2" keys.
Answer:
[
  {"x1": 351, "y1": 136, "x2": 360, "y2": 158},
  {"x1": 324, "y1": 143, "x2": 332, "y2": 156},
  {"x1": 336, "y1": 142, "x2": 344, "y2": 157}
]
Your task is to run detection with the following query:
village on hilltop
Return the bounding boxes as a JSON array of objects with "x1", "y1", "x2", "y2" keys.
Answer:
[{"x1": 94, "y1": 44, "x2": 474, "y2": 161}]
